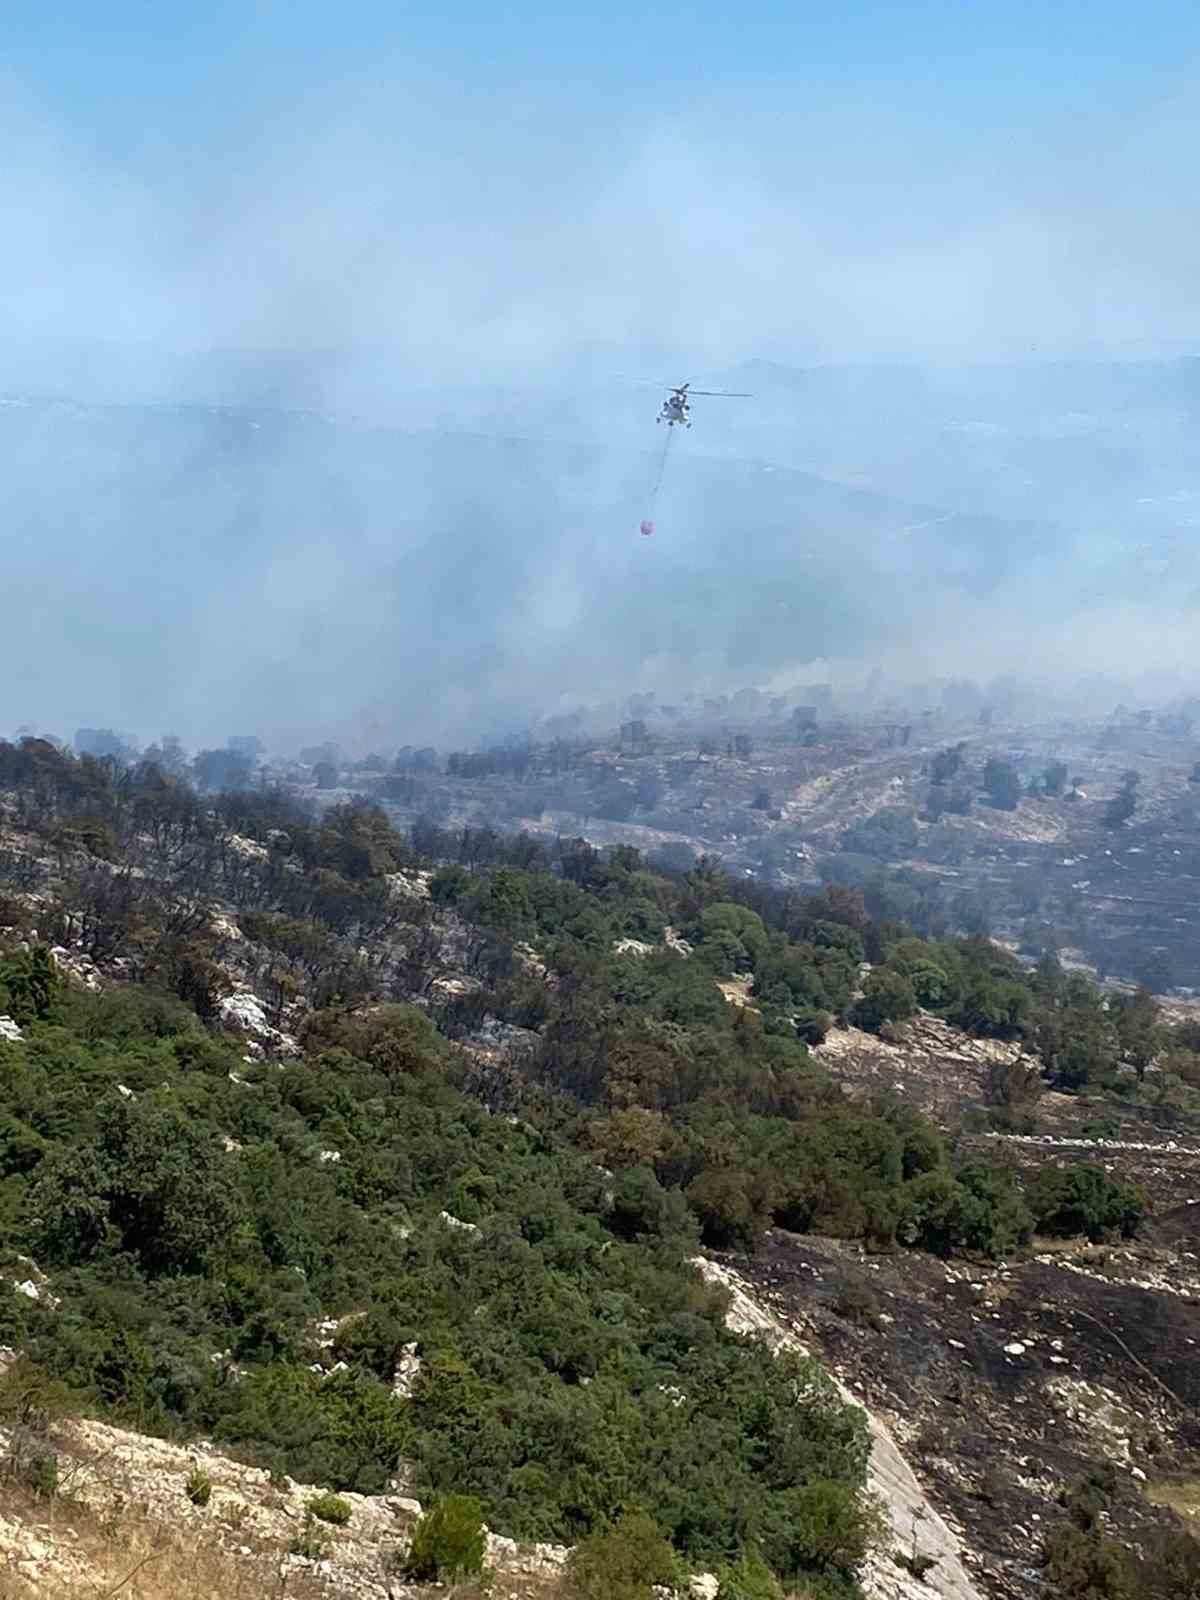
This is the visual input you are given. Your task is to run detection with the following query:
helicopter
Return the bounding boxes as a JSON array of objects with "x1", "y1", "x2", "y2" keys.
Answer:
[{"x1": 656, "y1": 381, "x2": 751, "y2": 428}]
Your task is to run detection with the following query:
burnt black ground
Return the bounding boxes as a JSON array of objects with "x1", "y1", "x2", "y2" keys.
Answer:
[{"x1": 729, "y1": 1226, "x2": 1200, "y2": 1598}]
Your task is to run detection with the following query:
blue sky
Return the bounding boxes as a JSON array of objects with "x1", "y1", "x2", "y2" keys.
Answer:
[
  {"x1": 11, "y1": 1, "x2": 1199, "y2": 144},
  {"x1": 4, "y1": 0, "x2": 1200, "y2": 373}
]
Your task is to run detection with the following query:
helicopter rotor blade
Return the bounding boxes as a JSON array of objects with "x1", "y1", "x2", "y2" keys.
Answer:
[{"x1": 631, "y1": 381, "x2": 751, "y2": 396}]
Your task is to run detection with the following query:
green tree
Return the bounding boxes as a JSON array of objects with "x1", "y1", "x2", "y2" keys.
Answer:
[
  {"x1": 982, "y1": 758, "x2": 1022, "y2": 811},
  {"x1": 686, "y1": 1168, "x2": 765, "y2": 1250},
  {"x1": 1028, "y1": 1166, "x2": 1143, "y2": 1243},
  {"x1": 903, "y1": 958, "x2": 953, "y2": 1008},
  {"x1": 850, "y1": 969, "x2": 917, "y2": 1033},
  {"x1": 192, "y1": 747, "x2": 253, "y2": 792},
  {"x1": 695, "y1": 903, "x2": 769, "y2": 969},
  {"x1": 901, "y1": 1164, "x2": 1031, "y2": 1258},
  {"x1": 1104, "y1": 771, "x2": 1140, "y2": 829},
  {"x1": 429, "y1": 864, "x2": 472, "y2": 904},
  {"x1": 28, "y1": 1096, "x2": 239, "y2": 1276},
  {"x1": 1110, "y1": 986, "x2": 1159, "y2": 1082},
  {"x1": 607, "y1": 1165, "x2": 694, "y2": 1244},
  {"x1": 93, "y1": 1323, "x2": 153, "y2": 1420},
  {"x1": 0, "y1": 946, "x2": 61, "y2": 1025},
  {"x1": 764, "y1": 1478, "x2": 874, "y2": 1579},
  {"x1": 840, "y1": 810, "x2": 919, "y2": 860},
  {"x1": 472, "y1": 867, "x2": 535, "y2": 936},
  {"x1": 930, "y1": 744, "x2": 965, "y2": 785},
  {"x1": 1033, "y1": 979, "x2": 1119, "y2": 1091},
  {"x1": 1044, "y1": 761, "x2": 1070, "y2": 797},
  {"x1": 319, "y1": 1367, "x2": 410, "y2": 1492}
]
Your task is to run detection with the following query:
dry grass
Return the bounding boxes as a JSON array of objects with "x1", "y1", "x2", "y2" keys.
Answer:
[
  {"x1": 0, "y1": 1478, "x2": 331, "y2": 1600},
  {"x1": 1, "y1": 1532, "x2": 299, "y2": 1600},
  {"x1": 0, "y1": 1547, "x2": 296, "y2": 1600},
  {"x1": 1146, "y1": 1473, "x2": 1200, "y2": 1525},
  {"x1": 0, "y1": 1477, "x2": 570, "y2": 1600}
]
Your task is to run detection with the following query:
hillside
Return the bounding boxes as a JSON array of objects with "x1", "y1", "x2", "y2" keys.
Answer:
[
  {"x1": 323, "y1": 698, "x2": 1200, "y2": 998},
  {"x1": 1, "y1": 736, "x2": 1199, "y2": 1599}
]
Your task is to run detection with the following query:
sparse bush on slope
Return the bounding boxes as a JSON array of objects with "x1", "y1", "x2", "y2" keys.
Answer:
[{"x1": 403, "y1": 1494, "x2": 486, "y2": 1581}]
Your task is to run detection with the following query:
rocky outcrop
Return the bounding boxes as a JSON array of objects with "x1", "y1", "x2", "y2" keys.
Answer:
[
  {"x1": 0, "y1": 1015, "x2": 22, "y2": 1042},
  {"x1": 216, "y1": 991, "x2": 299, "y2": 1057},
  {"x1": 693, "y1": 1258, "x2": 985, "y2": 1600},
  {"x1": 385, "y1": 869, "x2": 433, "y2": 900},
  {"x1": 226, "y1": 834, "x2": 269, "y2": 863},
  {"x1": 48, "y1": 945, "x2": 102, "y2": 991},
  {"x1": 206, "y1": 911, "x2": 244, "y2": 942},
  {"x1": 438, "y1": 1210, "x2": 480, "y2": 1235},
  {"x1": 818, "y1": 1013, "x2": 1036, "y2": 1077},
  {"x1": 391, "y1": 1341, "x2": 422, "y2": 1399}
]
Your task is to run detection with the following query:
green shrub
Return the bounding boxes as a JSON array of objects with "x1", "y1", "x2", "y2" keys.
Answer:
[
  {"x1": 1080, "y1": 1117, "x2": 1122, "y2": 1143},
  {"x1": 308, "y1": 1490, "x2": 352, "y2": 1525},
  {"x1": 0, "y1": 945, "x2": 61, "y2": 1025},
  {"x1": 567, "y1": 1513, "x2": 678, "y2": 1600},
  {"x1": 404, "y1": 1494, "x2": 486, "y2": 1582},
  {"x1": 840, "y1": 810, "x2": 918, "y2": 860},
  {"x1": 977, "y1": 1464, "x2": 1007, "y2": 1505},
  {"x1": 896, "y1": 1548, "x2": 940, "y2": 1582},
  {"x1": 830, "y1": 1276, "x2": 882, "y2": 1328},
  {"x1": 289, "y1": 1511, "x2": 329, "y2": 1562},
  {"x1": 717, "y1": 1545, "x2": 783, "y2": 1600},
  {"x1": 686, "y1": 1167, "x2": 765, "y2": 1251},
  {"x1": 1043, "y1": 1522, "x2": 1134, "y2": 1599},
  {"x1": 23, "y1": 1451, "x2": 59, "y2": 1498},
  {"x1": 1139, "y1": 1526, "x2": 1200, "y2": 1600},
  {"x1": 185, "y1": 1467, "x2": 212, "y2": 1506},
  {"x1": 1028, "y1": 1165, "x2": 1144, "y2": 1242},
  {"x1": 0, "y1": 1355, "x2": 71, "y2": 1433},
  {"x1": 764, "y1": 1477, "x2": 876, "y2": 1579},
  {"x1": 900, "y1": 1163, "x2": 1032, "y2": 1259},
  {"x1": 0, "y1": 1356, "x2": 68, "y2": 1500}
]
